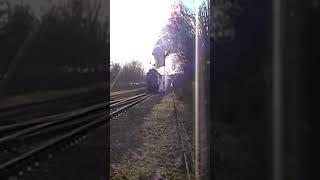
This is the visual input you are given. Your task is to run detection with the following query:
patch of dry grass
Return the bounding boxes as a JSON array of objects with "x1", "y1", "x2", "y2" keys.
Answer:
[{"x1": 110, "y1": 95, "x2": 188, "y2": 179}]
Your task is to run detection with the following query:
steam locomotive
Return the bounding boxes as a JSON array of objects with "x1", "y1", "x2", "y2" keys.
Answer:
[{"x1": 146, "y1": 69, "x2": 161, "y2": 93}]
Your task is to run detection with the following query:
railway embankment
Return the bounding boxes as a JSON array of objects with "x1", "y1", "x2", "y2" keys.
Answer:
[
  {"x1": 0, "y1": 83, "x2": 108, "y2": 110},
  {"x1": 110, "y1": 94, "x2": 193, "y2": 179}
]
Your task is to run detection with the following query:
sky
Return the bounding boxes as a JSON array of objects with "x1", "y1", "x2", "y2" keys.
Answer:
[
  {"x1": 110, "y1": 0, "x2": 176, "y2": 72},
  {"x1": 8, "y1": 0, "x2": 203, "y2": 72},
  {"x1": 110, "y1": 0, "x2": 204, "y2": 72}
]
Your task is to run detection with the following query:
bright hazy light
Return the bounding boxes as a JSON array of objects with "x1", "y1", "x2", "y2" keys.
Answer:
[
  {"x1": 157, "y1": 53, "x2": 181, "y2": 75},
  {"x1": 110, "y1": 0, "x2": 175, "y2": 71}
]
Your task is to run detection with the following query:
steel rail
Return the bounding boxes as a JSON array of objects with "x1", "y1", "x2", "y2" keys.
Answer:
[
  {"x1": 0, "y1": 88, "x2": 145, "y2": 120},
  {"x1": 172, "y1": 94, "x2": 192, "y2": 180},
  {"x1": 0, "y1": 94, "x2": 152, "y2": 177},
  {"x1": 21, "y1": 94, "x2": 149, "y2": 140},
  {"x1": 0, "y1": 93, "x2": 147, "y2": 134}
]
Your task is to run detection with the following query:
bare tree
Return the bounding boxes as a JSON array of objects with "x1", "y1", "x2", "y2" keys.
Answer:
[
  {"x1": 120, "y1": 60, "x2": 145, "y2": 84},
  {"x1": 110, "y1": 62, "x2": 122, "y2": 82},
  {"x1": 0, "y1": 0, "x2": 109, "y2": 96},
  {"x1": 152, "y1": 1, "x2": 195, "y2": 76},
  {"x1": 211, "y1": 0, "x2": 242, "y2": 42},
  {"x1": 0, "y1": 2, "x2": 37, "y2": 98}
]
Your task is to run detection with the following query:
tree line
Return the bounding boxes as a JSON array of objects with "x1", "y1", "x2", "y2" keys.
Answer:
[
  {"x1": 110, "y1": 60, "x2": 145, "y2": 90},
  {"x1": 0, "y1": 0, "x2": 109, "y2": 95}
]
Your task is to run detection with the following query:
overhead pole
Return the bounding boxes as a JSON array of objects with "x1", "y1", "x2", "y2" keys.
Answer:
[{"x1": 164, "y1": 51, "x2": 166, "y2": 93}]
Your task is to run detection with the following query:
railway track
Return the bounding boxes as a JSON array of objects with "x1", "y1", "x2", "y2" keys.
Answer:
[
  {"x1": 0, "y1": 93, "x2": 152, "y2": 179},
  {"x1": 0, "y1": 91, "x2": 105, "y2": 125},
  {"x1": 172, "y1": 94, "x2": 194, "y2": 180},
  {"x1": 0, "y1": 87, "x2": 146, "y2": 125}
]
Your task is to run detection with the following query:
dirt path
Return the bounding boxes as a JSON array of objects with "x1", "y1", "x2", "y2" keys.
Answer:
[{"x1": 110, "y1": 94, "x2": 188, "y2": 180}]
